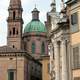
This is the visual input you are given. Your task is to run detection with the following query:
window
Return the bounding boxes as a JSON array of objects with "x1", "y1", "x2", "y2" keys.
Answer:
[
  {"x1": 71, "y1": 12, "x2": 79, "y2": 33},
  {"x1": 8, "y1": 69, "x2": 15, "y2": 80},
  {"x1": 13, "y1": 45, "x2": 15, "y2": 48},
  {"x1": 71, "y1": 13, "x2": 78, "y2": 25},
  {"x1": 16, "y1": 30, "x2": 18, "y2": 35},
  {"x1": 74, "y1": 77, "x2": 80, "y2": 80},
  {"x1": 13, "y1": 28, "x2": 15, "y2": 35},
  {"x1": 41, "y1": 42, "x2": 45, "y2": 54},
  {"x1": 9, "y1": 31, "x2": 11, "y2": 36},
  {"x1": 24, "y1": 42, "x2": 26, "y2": 50},
  {"x1": 72, "y1": 46, "x2": 80, "y2": 69},
  {"x1": 13, "y1": 11, "x2": 16, "y2": 20},
  {"x1": 32, "y1": 42, "x2": 35, "y2": 54}
]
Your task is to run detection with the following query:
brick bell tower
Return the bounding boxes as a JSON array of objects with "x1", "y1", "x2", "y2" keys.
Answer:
[{"x1": 7, "y1": 0, "x2": 23, "y2": 49}]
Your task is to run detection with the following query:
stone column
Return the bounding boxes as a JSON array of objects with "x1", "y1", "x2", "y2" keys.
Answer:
[
  {"x1": 61, "y1": 40, "x2": 68, "y2": 80},
  {"x1": 49, "y1": 44, "x2": 54, "y2": 80},
  {"x1": 54, "y1": 41, "x2": 60, "y2": 80}
]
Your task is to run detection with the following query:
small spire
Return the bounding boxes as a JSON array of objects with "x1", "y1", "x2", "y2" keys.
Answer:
[
  {"x1": 35, "y1": 4, "x2": 36, "y2": 8},
  {"x1": 52, "y1": 0, "x2": 55, "y2": 3},
  {"x1": 61, "y1": 0, "x2": 65, "y2": 10},
  {"x1": 50, "y1": 0, "x2": 56, "y2": 12},
  {"x1": 32, "y1": 6, "x2": 40, "y2": 21}
]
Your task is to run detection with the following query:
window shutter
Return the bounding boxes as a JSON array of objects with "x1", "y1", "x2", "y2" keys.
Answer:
[
  {"x1": 71, "y1": 12, "x2": 78, "y2": 33},
  {"x1": 41, "y1": 42, "x2": 45, "y2": 54},
  {"x1": 73, "y1": 46, "x2": 80, "y2": 69},
  {"x1": 32, "y1": 42, "x2": 35, "y2": 54},
  {"x1": 8, "y1": 69, "x2": 15, "y2": 80},
  {"x1": 74, "y1": 77, "x2": 80, "y2": 80}
]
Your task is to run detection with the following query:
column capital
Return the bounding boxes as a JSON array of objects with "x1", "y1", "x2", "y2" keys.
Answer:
[
  {"x1": 53, "y1": 41, "x2": 59, "y2": 48},
  {"x1": 61, "y1": 40, "x2": 66, "y2": 45}
]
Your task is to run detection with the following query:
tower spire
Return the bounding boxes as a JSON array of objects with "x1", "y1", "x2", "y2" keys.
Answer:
[
  {"x1": 50, "y1": 0, "x2": 56, "y2": 12},
  {"x1": 7, "y1": 0, "x2": 23, "y2": 49}
]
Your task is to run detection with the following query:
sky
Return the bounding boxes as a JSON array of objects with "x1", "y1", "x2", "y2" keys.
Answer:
[{"x1": 0, "y1": 0, "x2": 67, "y2": 46}]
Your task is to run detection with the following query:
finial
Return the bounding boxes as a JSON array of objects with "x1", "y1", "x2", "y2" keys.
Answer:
[
  {"x1": 35, "y1": 4, "x2": 36, "y2": 8},
  {"x1": 52, "y1": 0, "x2": 55, "y2": 3},
  {"x1": 61, "y1": 0, "x2": 65, "y2": 10},
  {"x1": 50, "y1": 0, "x2": 56, "y2": 12}
]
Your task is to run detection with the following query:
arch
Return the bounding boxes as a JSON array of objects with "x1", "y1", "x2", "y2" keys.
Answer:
[
  {"x1": 13, "y1": 11, "x2": 16, "y2": 20},
  {"x1": 13, "y1": 45, "x2": 15, "y2": 48},
  {"x1": 9, "y1": 30, "x2": 11, "y2": 36},
  {"x1": 13, "y1": 28, "x2": 15, "y2": 35},
  {"x1": 16, "y1": 30, "x2": 18, "y2": 35},
  {"x1": 32, "y1": 42, "x2": 35, "y2": 54}
]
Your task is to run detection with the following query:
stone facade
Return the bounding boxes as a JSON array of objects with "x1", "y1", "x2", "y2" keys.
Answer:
[
  {"x1": 66, "y1": 0, "x2": 80, "y2": 80},
  {"x1": 0, "y1": 0, "x2": 49, "y2": 80},
  {"x1": 0, "y1": 46, "x2": 42, "y2": 80},
  {"x1": 47, "y1": 0, "x2": 80, "y2": 80}
]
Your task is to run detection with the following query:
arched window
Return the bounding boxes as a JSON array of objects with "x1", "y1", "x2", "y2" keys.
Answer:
[
  {"x1": 41, "y1": 42, "x2": 45, "y2": 54},
  {"x1": 32, "y1": 42, "x2": 35, "y2": 54},
  {"x1": 13, "y1": 11, "x2": 16, "y2": 20},
  {"x1": 13, "y1": 28, "x2": 15, "y2": 35},
  {"x1": 16, "y1": 30, "x2": 18, "y2": 35},
  {"x1": 13, "y1": 45, "x2": 15, "y2": 48},
  {"x1": 24, "y1": 42, "x2": 26, "y2": 50},
  {"x1": 9, "y1": 31, "x2": 11, "y2": 36}
]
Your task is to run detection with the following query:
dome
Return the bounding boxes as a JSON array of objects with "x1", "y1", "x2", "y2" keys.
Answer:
[{"x1": 24, "y1": 20, "x2": 47, "y2": 33}]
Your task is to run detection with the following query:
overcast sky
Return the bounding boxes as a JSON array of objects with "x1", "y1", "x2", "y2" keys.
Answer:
[{"x1": 0, "y1": 0, "x2": 67, "y2": 46}]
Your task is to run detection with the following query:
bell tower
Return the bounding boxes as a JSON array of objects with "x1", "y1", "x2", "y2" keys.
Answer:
[{"x1": 7, "y1": 0, "x2": 23, "y2": 49}]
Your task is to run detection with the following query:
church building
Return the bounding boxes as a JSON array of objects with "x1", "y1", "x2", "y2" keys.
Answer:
[
  {"x1": 46, "y1": 0, "x2": 80, "y2": 80},
  {"x1": 0, "y1": 0, "x2": 50, "y2": 80}
]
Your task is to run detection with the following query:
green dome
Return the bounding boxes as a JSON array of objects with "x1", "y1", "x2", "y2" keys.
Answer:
[{"x1": 24, "y1": 20, "x2": 47, "y2": 33}]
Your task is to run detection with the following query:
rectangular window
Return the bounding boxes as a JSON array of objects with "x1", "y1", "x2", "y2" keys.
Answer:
[
  {"x1": 72, "y1": 46, "x2": 80, "y2": 69},
  {"x1": 74, "y1": 77, "x2": 80, "y2": 80},
  {"x1": 71, "y1": 12, "x2": 78, "y2": 25},
  {"x1": 70, "y1": 12, "x2": 79, "y2": 33},
  {"x1": 8, "y1": 69, "x2": 15, "y2": 80}
]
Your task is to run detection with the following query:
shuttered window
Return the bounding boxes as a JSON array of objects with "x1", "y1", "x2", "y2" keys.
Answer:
[
  {"x1": 71, "y1": 13, "x2": 78, "y2": 25},
  {"x1": 8, "y1": 69, "x2": 15, "y2": 80},
  {"x1": 41, "y1": 42, "x2": 45, "y2": 54},
  {"x1": 74, "y1": 77, "x2": 80, "y2": 80},
  {"x1": 32, "y1": 42, "x2": 35, "y2": 54},
  {"x1": 71, "y1": 12, "x2": 79, "y2": 33},
  {"x1": 73, "y1": 46, "x2": 80, "y2": 69}
]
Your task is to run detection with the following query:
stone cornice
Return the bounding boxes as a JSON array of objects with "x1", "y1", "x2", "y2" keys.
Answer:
[
  {"x1": 66, "y1": 0, "x2": 77, "y2": 5},
  {"x1": 0, "y1": 51, "x2": 42, "y2": 65},
  {"x1": 49, "y1": 21, "x2": 69, "y2": 38},
  {"x1": 22, "y1": 33, "x2": 47, "y2": 38}
]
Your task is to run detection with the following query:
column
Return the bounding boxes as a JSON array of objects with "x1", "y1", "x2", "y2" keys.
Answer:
[
  {"x1": 49, "y1": 44, "x2": 54, "y2": 80},
  {"x1": 67, "y1": 40, "x2": 72, "y2": 80},
  {"x1": 61, "y1": 40, "x2": 68, "y2": 80},
  {"x1": 54, "y1": 41, "x2": 60, "y2": 80}
]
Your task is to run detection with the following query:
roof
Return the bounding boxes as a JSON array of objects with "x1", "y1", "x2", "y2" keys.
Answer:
[
  {"x1": 0, "y1": 46, "x2": 25, "y2": 53},
  {"x1": 0, "y1": 46, "x2": 42, "y2": 65},
  {"x1": 24, "y1": 20, "x2": 47, "y2": 33},
  {"x1": 32, "y1": 7, "x2": 39, "y2": 12}
]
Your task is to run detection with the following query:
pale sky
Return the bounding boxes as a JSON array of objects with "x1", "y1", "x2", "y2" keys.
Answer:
[{"x1": 0, "y1": 0, "x2": 67, "y2": 46}]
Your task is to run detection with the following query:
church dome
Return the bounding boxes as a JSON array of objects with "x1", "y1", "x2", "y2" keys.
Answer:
[{"x1": 24, "y1": 20, "x2": 47, "y2": 33}]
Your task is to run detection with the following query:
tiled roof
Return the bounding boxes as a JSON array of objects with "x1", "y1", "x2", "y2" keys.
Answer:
[{"x1": 0, "y1": 46, "x2": 25, "y2": 53}]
